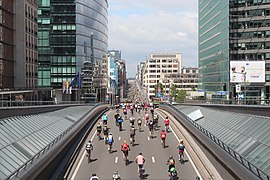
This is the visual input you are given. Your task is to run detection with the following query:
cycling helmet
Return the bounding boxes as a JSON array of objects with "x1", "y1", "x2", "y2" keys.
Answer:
[
  {"x1": 169, "y1": 155, "x2": 173, "y2": 159},
  {"x1": 138, "y1": 117, "x2": 141, "y2": 119},
  {"x1": 109, "y1": 132, "x2": 112, "y2": 135},
  {"x1": 139, "y1": 152, "x2": 142, "y2": 155},
  {"x1": 89, "y1": 140, "x2": 91, "y2": 143},
  {"x1": 92, "y1": 173, "x2": 96, "y2": 176},
  {"x1": 162, "y1": 130, "x2": 165, "y2": 132},
  {"x1": 114, "y1": 170, "x2": 118, "y2": 174},
  {"x1": 180, "y1": 139, "x2": 183, "y2": 143},
  {"x1": 123, "y1": 140, "x2": 127, "y2": 143}
]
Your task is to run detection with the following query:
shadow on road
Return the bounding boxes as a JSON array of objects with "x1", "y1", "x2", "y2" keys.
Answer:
[
  {"x1": 132, "y1": 143, "x2": 140, "y2": 146},
  {"x1": 110, "y1": 150, "x2": 118, "y2": 154},
  {"x1": 180, "y1": 159, "x2": 189, "y2": 164},
  {"x1": 88, "y1": 158, "x2": 97, "y2": 163}
]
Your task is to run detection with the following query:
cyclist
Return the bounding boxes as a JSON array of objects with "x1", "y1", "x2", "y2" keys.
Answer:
[
  {"x1": 107, "y1": 133, "x2": 114, "y2": 152},
  {"x1": 114, "y1": 113, "x2": 120, "y2": 126},
  {"x1": 130, "y1": 104, "x2": 134, "y2": 115},
  {"x1": 150, "y1": 107, "x2": 154, "y2": 118},
  {"x1": 148, "y1": 120, "x2": 154, "y2": 138},
  {"x1": 102, "y1": 113, "x2": 108, "y2": 125},
  {"x1": 129, "y1": 116, "x2": 135, "y2": 127},
  {"x1": 86, "y1": 140, "x2": 93, "y2": 159},
  {"x1": 123, "y1": 108, "x2": 127, "y2": 118},
  {"x1": 169, "y1": 167, "x2": 178, "y2": 179},
  {"x1": 166, "y1": 155, "x2": 175, "y2": 173},
  {"x1": 153, "y1": 113, "x2": 159, "y2": 129},
  {"x1": 135, "y1": 152, "x2": 145, "y2": 173},
  {"x1": 145, "y1": 112, "x2": 149, "y2": 124},
  {"x1": 96, "y1": 123, "x2": 102, "y2": 140},
  {"x1": 117, "y1": 116, "x2": 123, "y2": 131},
  {"x1": 130, "y1": 126, "x2": 136, "y2": 145},
  {"x1": 177, "y1": 139, "x2": 185, "y2": 162},
  {"x1": 112, "y1": 170, "x2": 121, "y2": 180},
  {"x1": 121, "y1": 140, "x2": 130, "y2": 161},
  {"x1": 160, "y1": 130, "x2": 167, "y2": 147},
  {"x1": 164, "y1": 116, "x2": 170, "y2": 132},
  {"x1": 137, "y1": 117, "x2": 142, "y2": 131},
  {"x1": 103, "y1": 125, "x2": 109, "y2": 144},
  {"x1": 90, "y1": 173, "x2": 99, "y2": 180}
]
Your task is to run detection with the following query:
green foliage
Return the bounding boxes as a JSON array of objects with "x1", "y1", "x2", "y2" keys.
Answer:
[
  {"x1": 170, "y1": 84, "x2": 177, "y2": 98},
  {"x1": 176, "y1": 89, "x2": 186, "y2": 103},
  {"x1": 154, "y1": 82, "x2": 164, "y2": 96}
]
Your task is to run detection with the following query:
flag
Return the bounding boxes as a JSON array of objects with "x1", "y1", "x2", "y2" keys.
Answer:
[{"x1": 70, "y1": 72, "x2": 82, "y2": 89}]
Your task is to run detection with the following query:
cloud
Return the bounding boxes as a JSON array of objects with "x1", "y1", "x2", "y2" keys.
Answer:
[{"x1": 108, "y1": 1, "x2": 198, "y2": 77}]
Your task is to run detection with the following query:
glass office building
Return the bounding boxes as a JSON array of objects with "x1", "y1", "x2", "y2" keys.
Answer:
[
  {"x1": 38, "y1": 0, "x2": 108, "y2": 88},
  {"x1": 199, "y1": 0, "x2": 270, "y2": 100}
]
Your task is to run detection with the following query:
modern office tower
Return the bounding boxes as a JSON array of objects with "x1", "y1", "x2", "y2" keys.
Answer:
[
  {"x1": 14, "y1": 0, "x2": 38, "y2": 88},
  {"x1": 38, "y1": 0, "x2": 108, "y2": 92},
  {"x1": 199, "y1": 0, "x2": 270, "y2": 100},
  {"x1": 143, "y1": 53, "x2": 182, "y2": 100},
  {"x1": 0, "y1": 0, "x2": 15, "y2": 88}
]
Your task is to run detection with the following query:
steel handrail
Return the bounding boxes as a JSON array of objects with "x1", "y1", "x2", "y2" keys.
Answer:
[{"x1": 161, "y1": 103, "x2": 269, "y2": 180}]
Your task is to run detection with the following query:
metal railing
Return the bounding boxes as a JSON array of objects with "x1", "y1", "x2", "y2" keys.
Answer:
[
  {"x1": 0, "y1": 100, "x2": 87, "y2": 107},
  {"x1": 183, "y1": 99, "x2": 270, "y2": 106},
  {"x1": 161, "y1": 103, "x2": 269, "y2": 180},
  {"x1": 4, "y1": 103, "x2": 106, "y2": 180}
]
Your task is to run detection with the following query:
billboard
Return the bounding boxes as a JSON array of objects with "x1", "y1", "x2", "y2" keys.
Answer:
[{"x1": 230, "y1": 61, "x2": 265, "y2": 83}]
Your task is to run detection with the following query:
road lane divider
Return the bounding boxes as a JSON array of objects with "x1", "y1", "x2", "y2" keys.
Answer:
[
  {"x1": 152, "y1": 157, "x2": 155, "y2": 163},
  {"x1": 115, "y1": 157, "x2": 118, "y2": 164},
  {"x1": 157, "y1": 111, "x2": 202, "y2": 179},
  {"x1": 147, "y1": 136, "x2": 150, "y2": 141},
  {"x1": 119, "y1": 136, "x2": 121, "y2": 141}
]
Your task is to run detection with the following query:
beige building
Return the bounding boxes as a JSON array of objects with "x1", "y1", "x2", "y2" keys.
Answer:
[{"x1": 143, "y1": 53, "x2": 182, "y2": 100}]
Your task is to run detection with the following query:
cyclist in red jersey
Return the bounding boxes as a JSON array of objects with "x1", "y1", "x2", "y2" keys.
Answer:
[
  {"x1": 164, "y1": 116, "x2": 170, "y2": 132},
  {"x1": 160, "y1": 130, "x2": 167, "y2": 147},
  {"x1": 121, "y1": 141, "x2": 130, "y2": 161}
]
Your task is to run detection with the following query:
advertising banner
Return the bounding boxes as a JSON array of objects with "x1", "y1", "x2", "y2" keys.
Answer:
[{"x1": 230, "y1": 61, "x2": 265, "y2": 83}]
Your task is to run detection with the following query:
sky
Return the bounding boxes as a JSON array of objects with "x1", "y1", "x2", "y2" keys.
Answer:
[{"x1": 108, "y1": 1, "x2": 198, "y2": 78}]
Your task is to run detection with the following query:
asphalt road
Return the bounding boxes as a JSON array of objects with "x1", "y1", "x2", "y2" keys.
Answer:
[{"x1": 69, "y1": 109, "x2": 199, "y2": 180}]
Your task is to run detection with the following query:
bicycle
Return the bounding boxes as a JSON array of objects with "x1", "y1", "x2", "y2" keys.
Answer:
[
  {"x1": 165, "y1": 124, "x2": 169, "y2": 132},
  {"x1": 130, "y1": 135, "x2": 135, "y2": 146},
  {"x1": 138, "y1": 164, "x2": 145, "y2": 179},
  {"x1": 86, "y1": 149, "x2": 91, "y2": 163},
  {"x1": 108, "y1": 142, "x2": 113, "y2": 153},
  {"x1": 161, "y1": 138, "x2": 166, "y2": 148},
  {"x1": 123, "y1": 151, "x2": 129, "y2": 165},
  {"x1": 97, "y1": 131, "x2": 102, "y2": 140}
]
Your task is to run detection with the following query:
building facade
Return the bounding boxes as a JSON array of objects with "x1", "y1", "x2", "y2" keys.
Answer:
[
  {"x1": 38, "y1": 0, "x2": 108, "y2": 91},
  {"x1": 0, "y1": 0, "x2": 15, "y2": 88},
  {"x1": 199, "y1": 0, "x2": 270, "y2": 100},
  {"x1": 15, "y1": 0, "x2": 38, "y2": 88},
  {"x1": 174, "y1": 67, "x2": 199, "y2": 91},
  {"x1": 143, "y1": 53, "x2": 182, "y2": 100}
]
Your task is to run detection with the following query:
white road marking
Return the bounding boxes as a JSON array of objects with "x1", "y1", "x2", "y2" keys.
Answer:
[
  {"x1": 147, "y1": 136, "x2": 150, "y2": 141},
  {"x1": 71, "y1": 130, "x2": 96, "y2": 180},
  {"x1": 71, "y1": 110, "x2": 114, "y2": 180},
  {"x1": 152, "y1": 156, "x2": 155, "y2": 163},
  {"x1": 115, "y1": 157, "x2": 118, "y2": 164},
  {"x1": 118, "y1": 136, "x2": 121, "y2": 141},
  {"x1": 157, "y1": 111, "x2": 202, "y2": 180}
]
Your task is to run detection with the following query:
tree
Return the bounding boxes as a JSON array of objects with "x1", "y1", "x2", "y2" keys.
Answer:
[
  {"x1": 176, "y1": 89, "x2": 186, "y2": 103},
  {"x1": 154, "y1": 82, "x2": 164, "y2": 97},
  {"x1": 170, "y1": 84, "x2": 177, "y2": 101}
]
